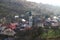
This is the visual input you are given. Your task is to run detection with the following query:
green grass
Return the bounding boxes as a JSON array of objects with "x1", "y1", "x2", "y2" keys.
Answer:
[{"x1": 41, "y1": 29, "x2": 60, "y2": 38}]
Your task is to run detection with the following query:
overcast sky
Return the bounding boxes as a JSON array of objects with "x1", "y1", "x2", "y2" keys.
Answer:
[{"x1": 27, "y1": 0, "x2": 60, "y2": 6}]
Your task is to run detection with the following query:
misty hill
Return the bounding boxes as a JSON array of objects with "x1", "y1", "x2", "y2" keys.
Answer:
[{"x1": 0, "y1": 0, "x2": 60, "y2": 18}]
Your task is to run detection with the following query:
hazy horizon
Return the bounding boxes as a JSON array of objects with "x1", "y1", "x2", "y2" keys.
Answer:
[{"x1": 27, "y1": 0, "x2": 60, "y2": 6}]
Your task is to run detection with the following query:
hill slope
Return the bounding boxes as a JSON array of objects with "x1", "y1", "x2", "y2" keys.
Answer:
[{"x1": 0, "y1": 0, "x2": 60, "y2": 17}]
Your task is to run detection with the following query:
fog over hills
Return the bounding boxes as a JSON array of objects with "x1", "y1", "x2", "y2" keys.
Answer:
[{"x1": 0, "y1": 0, "x2": 60, "y2": 17}]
